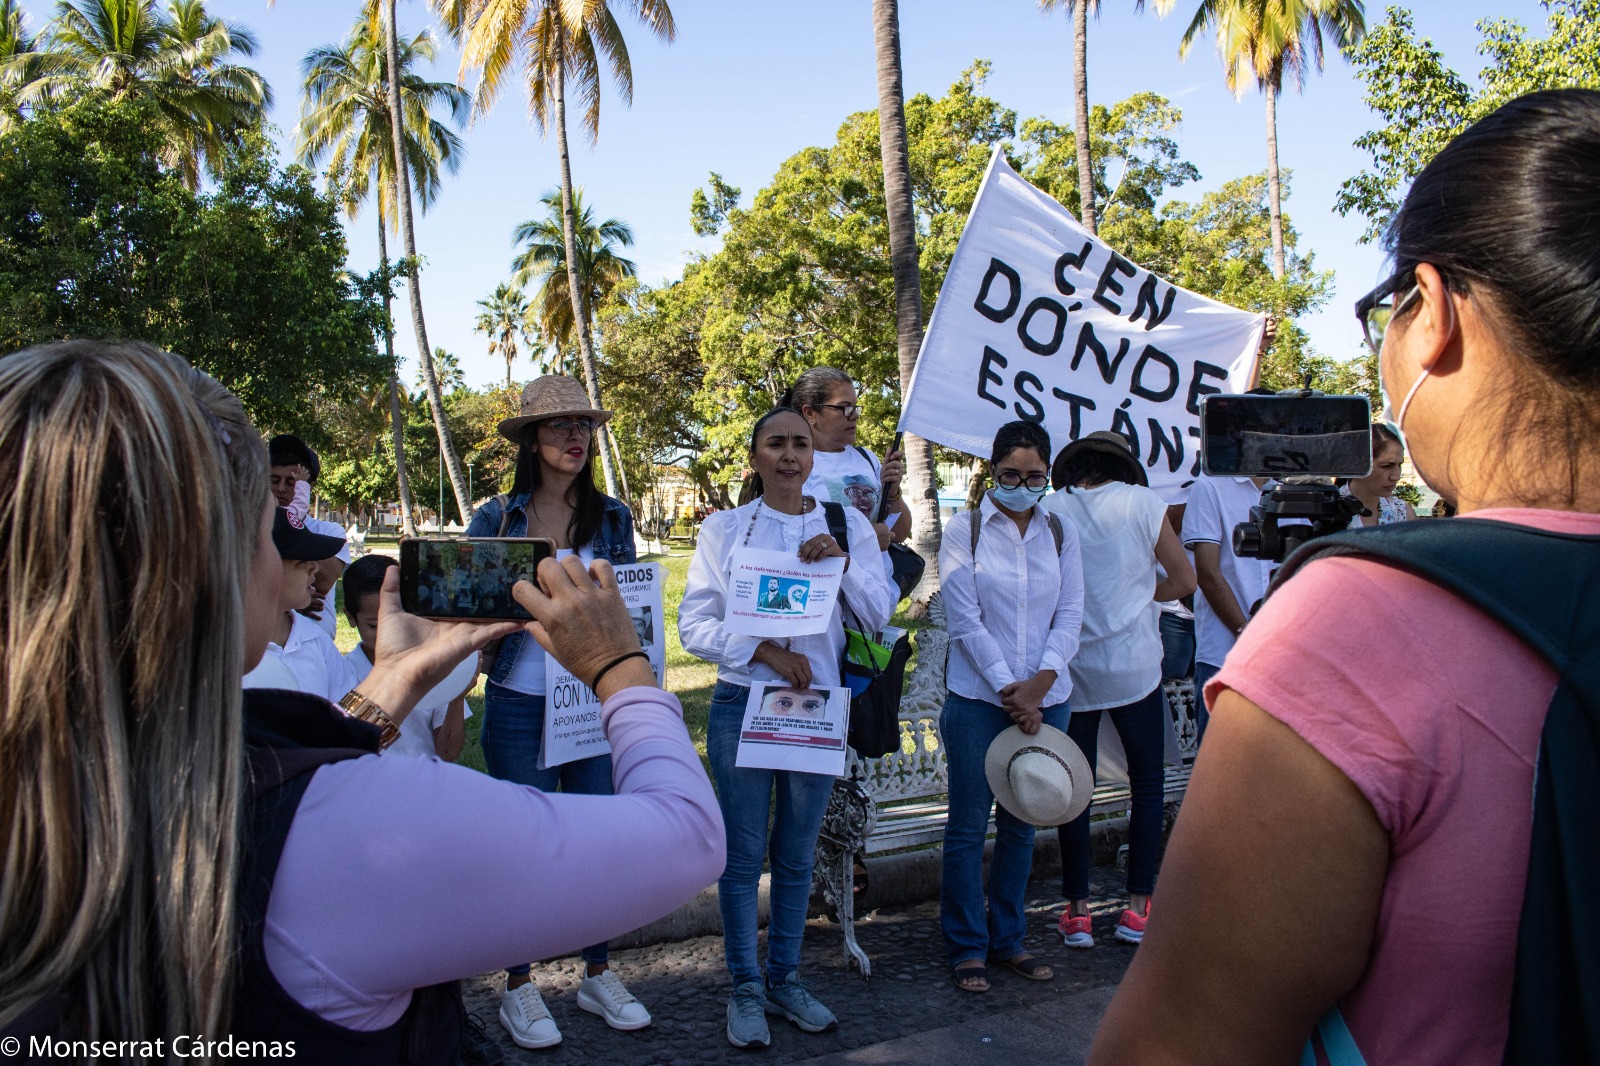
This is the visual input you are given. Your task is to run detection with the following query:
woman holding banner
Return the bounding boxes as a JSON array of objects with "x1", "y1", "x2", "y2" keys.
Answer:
[
  {"x1": 679, "y1": 407, "x2": 894, "y2": 1049},
  {"x1": 939, "y1": 420, "x2": 1084, "y2": 993},
  {"x1": 464, "y1": 374, "x2": 645, "y2": 1050}
]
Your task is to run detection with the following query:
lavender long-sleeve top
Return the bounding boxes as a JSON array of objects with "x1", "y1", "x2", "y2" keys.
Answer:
[{"x1": 263, "y1": 686, "x2": 726, "y2": 1029}]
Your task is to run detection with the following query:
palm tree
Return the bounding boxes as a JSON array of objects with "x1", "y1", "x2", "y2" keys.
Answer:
[
  {"x1": 475, "y1": 282, "x2": 534, "y2": 388},
  {"x1": 0, "y1": 0, "x2": 39, "y2": 133},
  {"x1": 871, "y1": 0, "x2": 941, "y2": 599},
  {"x1": 511, "y1": 187, "x2": 635, "y2": 356},
  {"x1": 1038, "y1": 0, "x2": 1172, "y2": 235},
  {"x1": 1170, "y1": 0, "x2": 1365, "y2": 277},
  {"x1": 298, "y1": 11, "x2": 469, "y2": 537},
  {"x1": 20, "y1": 0, "x2": 270, "y2": 187},
  {"x1": 439, "y1": 0, "x2": 677, "y2": 499},
  {"x1": 417, "y1": 347, "x2": 466, "y2": 392}
]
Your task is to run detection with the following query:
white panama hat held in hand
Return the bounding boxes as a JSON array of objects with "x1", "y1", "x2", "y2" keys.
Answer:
[{"x1": 984, "y1": 724, "x2": 1095, "y2": 826}]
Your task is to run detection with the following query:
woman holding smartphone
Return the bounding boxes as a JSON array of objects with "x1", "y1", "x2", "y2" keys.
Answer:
[
  {"x1": 680, "y1": 407, "x2": 895, "y2": 1050},
  {"x1": 464, "y1": 374, "x2": 644, "y2": 1050}
]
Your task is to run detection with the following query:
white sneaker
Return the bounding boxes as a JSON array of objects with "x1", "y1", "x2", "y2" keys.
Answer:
[
  {"x1": 577, "y1": 969, "x2": 652, "y2": 1031},
  {"x1": 499, "y1": 982, "x2": 561, "y2": 1049}
]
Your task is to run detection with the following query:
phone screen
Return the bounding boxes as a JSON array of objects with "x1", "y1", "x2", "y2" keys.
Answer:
[
  {"x1": 398, "y1": 537, "x2": 555, "y2": 619},
  {"x1": 1199, "y1": 395, "x2": 1373, "y2": 478}
]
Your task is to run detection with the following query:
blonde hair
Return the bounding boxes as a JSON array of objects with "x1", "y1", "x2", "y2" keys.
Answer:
[{"x1": 0, "y1": 341, "x2": 266, "y2": 1052}]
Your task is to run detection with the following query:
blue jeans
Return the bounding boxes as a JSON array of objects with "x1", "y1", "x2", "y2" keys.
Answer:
[
  {"x1": 1059, "y1": 688, "x2": 1167, "y2": 900},
  {"x1": 481, "y1": 680, "x2": 613, "y2": 973},
  {"x1": 707, "y1": 680, "x2": 836, "y2": 986},
  {"x1": 1192, "y1": 661, "x2": 1222, "y2": 743},
  {"x1": 1159, "y1": 611, "x2": 1195, "y2": 680},
  {"x1": 939, "y1": 693, "x2": 1069, "y2": 967}
]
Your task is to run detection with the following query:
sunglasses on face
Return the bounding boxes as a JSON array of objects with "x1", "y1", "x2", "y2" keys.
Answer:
[
  {"x1": 1354, "y1": 267, "x2": 1422, "y2": 356},
  {"x1": 543, "y1": 417, "x2": 596, "y2": 435}
]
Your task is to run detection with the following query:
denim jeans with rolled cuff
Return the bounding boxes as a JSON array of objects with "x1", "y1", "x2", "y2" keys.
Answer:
[
  {"x1": 939, "y1": 692, "x2": 1069, "y2": 967},
  {"x1": 1059, "y1": 686, "x2": 1167, "y2": 901},
  {"x1": 707, "y1": 680, "x2": 836, "y2": 987},
  {"x1": 480, "y1": 680, "x2": 613, "y2": 973}
]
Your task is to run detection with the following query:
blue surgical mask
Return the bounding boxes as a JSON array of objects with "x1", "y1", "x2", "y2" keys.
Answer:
[{"x1": 992, "y1": 484, "x2": 1047, "y2": 511}]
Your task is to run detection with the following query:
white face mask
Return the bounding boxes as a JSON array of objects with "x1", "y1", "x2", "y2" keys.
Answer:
[{"x1": 992, "y1": 483, "x2": 1047, "y2": 511}]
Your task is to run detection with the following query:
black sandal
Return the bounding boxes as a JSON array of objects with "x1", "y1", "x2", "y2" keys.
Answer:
[
  {"x1": 989, "y1": 953, "x2": 1054, "y2": 981},
  {"x1": 951, "y1": 962, "x2": 990, "y2": 994}
]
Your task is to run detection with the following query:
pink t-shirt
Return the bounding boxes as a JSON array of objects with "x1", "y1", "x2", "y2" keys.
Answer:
[{"x1": 1211, "y1": 509, "x2": 1600, "y2": 1065}]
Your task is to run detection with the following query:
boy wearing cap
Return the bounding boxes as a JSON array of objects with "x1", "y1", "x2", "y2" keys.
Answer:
[
  {"x1": 243, "y1": 507, "x2": 358, "y2": 702},
  {"x1": 269, "y1": 433, "x2": 351, "y2": 640}
]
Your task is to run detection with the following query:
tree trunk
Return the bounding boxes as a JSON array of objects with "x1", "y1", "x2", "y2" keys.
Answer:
[
  {"x1": 551, "y1": 47, "x2": 620, "y2": 498},
  {"x1": 1265, "y1": 79, "x2": 1286, "y2": 280},
  {"x1": 384, "y1": 0, "x2": 472, "y2": 525},
  {"x1": 1072, "y1": 0, "x2": 1097, "y2": 234},
  {"x1": 873, "y1": 0, "x2": 942, "y2": 600},
  {"x1": 378, "y1": 208, "x2": 416, "y2": 537}
]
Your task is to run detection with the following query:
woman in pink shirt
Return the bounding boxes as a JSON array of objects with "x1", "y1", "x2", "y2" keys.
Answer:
[{"x1": 1092, "y1": 90, "x2": 1600, "y2": 1065}]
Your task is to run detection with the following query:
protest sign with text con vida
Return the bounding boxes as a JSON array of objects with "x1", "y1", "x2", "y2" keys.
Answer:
[{"x1": 899, "y1": 147, "x2": 1266, "y2": 501}]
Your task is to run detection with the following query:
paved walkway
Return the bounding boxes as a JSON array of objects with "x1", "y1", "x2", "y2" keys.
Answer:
[{"x1": 464, "y1": 865, "x2": 1136, "y2": 1064}]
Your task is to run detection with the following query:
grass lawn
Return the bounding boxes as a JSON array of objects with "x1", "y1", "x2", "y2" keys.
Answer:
[{"x1": 333, "y1": 548, "x2": 924, "y2": 775}]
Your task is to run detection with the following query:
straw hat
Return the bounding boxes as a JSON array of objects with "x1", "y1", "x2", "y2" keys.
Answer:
[
  {"x1": 497, "y1": 375, "x2": 613, "y2": 442},
  {"x1": 984, "y1": 724, "x2": 1094, "y2": 826},
  {"x1": 1051, "y1": 429, "x2": 1147, "y2": 490}
]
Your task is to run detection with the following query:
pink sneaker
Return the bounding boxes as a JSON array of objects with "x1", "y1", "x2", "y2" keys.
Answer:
[
  {"x1": 1058, "y1": 911, "x2": 1093, "y2": 948},
  {"x1": 1115, "y1": 901, "x2": 1150, "y2": 944}
]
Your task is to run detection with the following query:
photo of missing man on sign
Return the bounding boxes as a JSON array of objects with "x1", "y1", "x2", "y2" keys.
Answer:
[{"x1": 736, "y1": 682, "x2": 850, "y2": 775}]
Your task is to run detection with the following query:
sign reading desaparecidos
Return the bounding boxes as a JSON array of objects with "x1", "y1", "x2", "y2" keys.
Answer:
[
  {"x1": 541, "y1": 563, "x2": 665, "y2": 770},
  {"x1": 899, "y1": 147, "x2": 1267, "y2": 501}
]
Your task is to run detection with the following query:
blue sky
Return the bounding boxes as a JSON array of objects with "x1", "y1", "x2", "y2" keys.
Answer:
[{"x1": 24, "y1": 0, "x2": 1523, "y2": 391}]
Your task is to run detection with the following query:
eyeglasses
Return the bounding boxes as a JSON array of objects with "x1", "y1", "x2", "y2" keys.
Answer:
[
  {"x1": 543, "y1": 417, "x2": 596, "y2": 435},
  {"x1": 995, "y1": 470, "x2": 1049, "y2": 490},
  {"x1": 812, "y1": 402, "x2": 861, "y2": 419},
  {"x1": 1354, "y1": 267, "x2": 1422, "y2": 356}
]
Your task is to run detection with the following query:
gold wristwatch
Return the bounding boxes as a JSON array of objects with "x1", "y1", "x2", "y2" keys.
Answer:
[{"x1": 338, "y1": 689, "x2": 400, "y2": 750}]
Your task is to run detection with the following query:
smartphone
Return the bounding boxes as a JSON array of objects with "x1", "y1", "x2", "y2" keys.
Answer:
[
  {"x1": 398, "y1": 537, "x2": 555, "y2": 620},
  {"x1": 1199, "y1": 394, "x2": 1373, "y2": 478}
]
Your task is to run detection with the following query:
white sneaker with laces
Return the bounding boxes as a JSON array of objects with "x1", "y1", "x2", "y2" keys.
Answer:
[
  {"x1": 577, "y1": 969, "x2": 652, "y2": 1031},
  {"x1": 499, "y1": 982, "x2": 561, "y2": 1049}
]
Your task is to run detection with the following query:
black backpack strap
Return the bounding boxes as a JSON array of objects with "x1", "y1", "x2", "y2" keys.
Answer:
[
  {"x1": 969, "y1": 508, "x2": 1063, "y2": 556},
  {"x1": 822, "y1": 501, "x2": 850, "y2": 555},
  {"x1": 1270, "y1": 519, "x2": 1600, "y2": 1065}
]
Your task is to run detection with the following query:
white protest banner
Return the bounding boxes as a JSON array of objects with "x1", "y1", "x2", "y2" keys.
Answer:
[
  {"x1": 721, "y1": 548, "x2": 845, "y2": 638},
  {"x1": 541, "y1": 563, "x2": 665, "y2": 769},
  {"x1": 735, "y1": 682, "x2": 851, "y2": 776},
  {"x1": 900, "y1": 147, "x2": 1266, "y2": 501}
]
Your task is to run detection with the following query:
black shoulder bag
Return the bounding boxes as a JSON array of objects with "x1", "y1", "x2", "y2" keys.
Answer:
[{"x1": 824, "y1": 501, "x2": 911, "y2": 759}]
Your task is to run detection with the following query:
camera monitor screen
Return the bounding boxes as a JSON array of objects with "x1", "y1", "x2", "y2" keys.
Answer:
[
  {"x1": 399, "y1": 537, "x2": 554, "y2": 620},
  {"x1": 1199, "y1": 395, "x2": 1374, "y2": 478}
]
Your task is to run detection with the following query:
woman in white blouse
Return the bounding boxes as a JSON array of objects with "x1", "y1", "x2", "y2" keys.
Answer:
[
  {"x1": 679, "y1": 407, "x2": 894, "y2": 1050},
  {"x1": 1044, "y1": 431, "x2": 1195, "y2": 950},
  {"x1": 939, "y1": 420, "x2": 1084, "y2": 994}
]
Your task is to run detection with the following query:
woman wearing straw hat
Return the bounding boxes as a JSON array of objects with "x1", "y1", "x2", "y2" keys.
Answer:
[
  {"x1": 1044, "y1": 431, "x2": 1195, "y2": 949},
  {"x1": 465, "y1": 374, "x2": 646, "y2": 1049},
  {"x1": 938, "y1": 420, "x2": 1085, "y2": 993}
]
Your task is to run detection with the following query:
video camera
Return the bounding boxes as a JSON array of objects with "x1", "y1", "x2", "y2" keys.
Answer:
[{"x1": 1198, "y1": 391, "x2": 1374, "y2": 564}]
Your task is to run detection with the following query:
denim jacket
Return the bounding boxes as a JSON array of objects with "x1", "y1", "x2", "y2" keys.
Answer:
[{"x1": 466, "y1": 490, "x2": 637, "y2": 684}]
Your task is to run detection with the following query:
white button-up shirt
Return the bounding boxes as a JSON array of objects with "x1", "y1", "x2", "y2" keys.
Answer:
[
  {"x1": 940, "y1": 493, "x2": 1085, "y2": 708},
  {"x1": 1181, "y1": 474, "x2": 1276, "y2": 668},
  {"x1": 243, "y1": 610, "x2": 358, "y2": 703}
]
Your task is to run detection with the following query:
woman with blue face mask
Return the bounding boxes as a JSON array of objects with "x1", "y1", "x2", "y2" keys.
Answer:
[{"x1": 937, "y1": 419, "x2": 1085, "y2": 994}]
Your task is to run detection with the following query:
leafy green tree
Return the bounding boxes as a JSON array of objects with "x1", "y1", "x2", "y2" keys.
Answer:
[
  {"x1": 1337, "y1": 1, "x2": 1600, "y2": 241},
  {"x1": 0, "y1": 96, "x2": 386, "y2": 429},
  {"x1": 416, "y1": 346, "x2": 466, "y2": 392},
  {"x1": 440, "y1": 0, "x2": 676, "y2": 498},
  {"x1": 1166, "y1": 0, "x2": 1365, "y2": 278},
  {"x1": 17, "y1": 0, "x2": 270, "y2": 188},
  {"x1": 511, "y1": 186, "x2": 636, "y2": 369},
  {"x1": 475, "y1": 281, "x2": 534, "y2": 387},
  {"x1": 0, "y1": 0, "x2": 39, "y2": 132}
]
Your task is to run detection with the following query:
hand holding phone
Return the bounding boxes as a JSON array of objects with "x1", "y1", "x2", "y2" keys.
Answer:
[{"x1": 399, "y1": 537, "x2": 556, "y2": 620}]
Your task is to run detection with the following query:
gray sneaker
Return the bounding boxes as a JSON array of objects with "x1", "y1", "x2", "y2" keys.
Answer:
[
  {"x1": 726, "y1": 981, "x2": 771, "y2": 1049},
  {"x1": 764, "y1": 972, "x2": 837, "y2": 1033}
]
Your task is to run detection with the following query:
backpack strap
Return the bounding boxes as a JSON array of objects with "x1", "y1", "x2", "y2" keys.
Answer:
[
  {"x1": 494, "y1": 493, "x2": 515, "y2": 537},
  {"x1": 821, "y1": 501, "x2": 850, "y2": 555},
  {"x1": 969, "y1": 507, "x2": 1064, "y2": 556},
  {"x1": 1271, "y1": 519, "x2": 1600, "y2": 1066}
]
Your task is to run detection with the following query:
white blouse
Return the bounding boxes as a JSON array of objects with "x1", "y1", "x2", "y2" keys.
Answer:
[
  {"x1": 940, "y1": 493, "x2": 1085, "y2": 708},
  {"x1": 678, "y1": 498, "x2": 895, "y2": 689}
]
